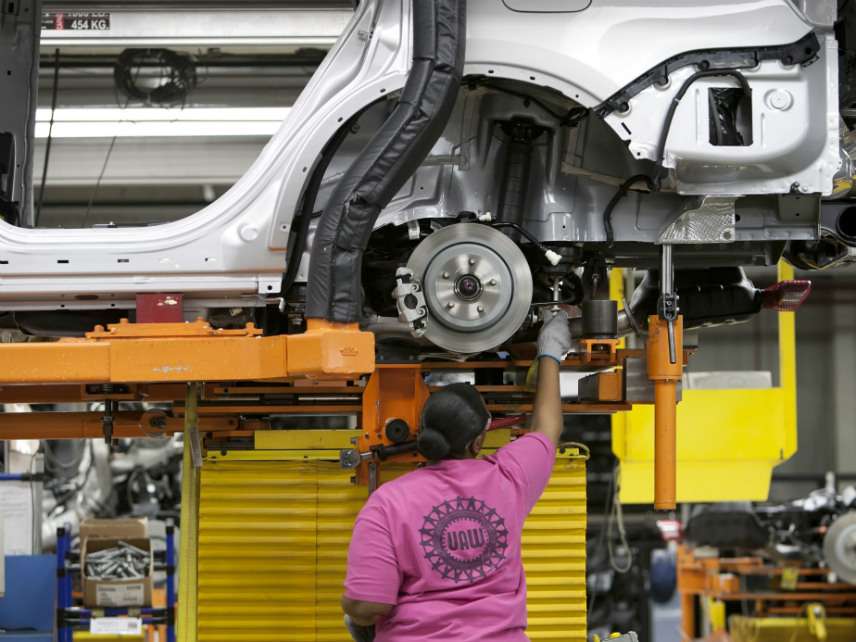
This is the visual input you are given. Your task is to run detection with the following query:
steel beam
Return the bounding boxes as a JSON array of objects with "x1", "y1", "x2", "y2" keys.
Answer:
[{"x1": 0, "y1": 411, "x2": 240, "y2": 440}]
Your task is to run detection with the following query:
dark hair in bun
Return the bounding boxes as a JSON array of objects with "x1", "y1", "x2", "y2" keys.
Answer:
[{"x1": 417, "y1": 383, "x2": 490, "y2": 461}]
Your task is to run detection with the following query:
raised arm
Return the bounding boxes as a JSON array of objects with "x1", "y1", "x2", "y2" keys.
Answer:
[{"x1": 531, "y1": 311, "x2": 571, "y2": 445}]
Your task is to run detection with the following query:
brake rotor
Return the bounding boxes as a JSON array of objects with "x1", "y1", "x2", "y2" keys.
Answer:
[
  {"x1": 407, "y1": 223, "x2": 533, "y2": 353},
  {"x1": 824, "y1": 512, "x2": 856, "y2": 584}
]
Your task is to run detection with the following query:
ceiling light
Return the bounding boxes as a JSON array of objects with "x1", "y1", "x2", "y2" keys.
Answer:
[{"x1": 34, "y1": 107, "x2": 290, "y2": 138}]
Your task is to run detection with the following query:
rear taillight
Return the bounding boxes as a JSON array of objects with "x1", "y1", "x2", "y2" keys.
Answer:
[{"x1": 761, "y1": 279, "x2": 812, "y2": 312}]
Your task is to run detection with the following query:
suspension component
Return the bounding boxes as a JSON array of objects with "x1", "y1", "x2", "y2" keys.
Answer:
[
  {"x1": 657, "y1": 244, "x2": 679, "y2": 364},
  {"x1": 647, "y1": 314, "x2": 683, "y2": 511}
]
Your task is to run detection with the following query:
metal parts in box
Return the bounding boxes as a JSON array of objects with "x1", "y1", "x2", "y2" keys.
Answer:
[
  {"x1": 82, "y1": 537, "x2": 153, "y2": 608},
  {"x1": 85, "y1": 541, "x2": 149, "y2": 580},
  {"x1": 80, "y1": 519, "x2": 152, "y2": 608},
  {"x1": 729, "y1": 615, "x2": 856, "y2": 642}
]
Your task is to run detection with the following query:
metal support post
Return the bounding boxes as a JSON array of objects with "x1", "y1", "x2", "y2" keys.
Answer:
[
  {"x1": 185, "y1": 382, "x2": 203, "y2": 469},
  {"x1": 166, "y1": 521, "x2": 177, "y2": 642},
  {"x1": 648, "y1": 243, "x2": 683, "y2": 511},
  {"x1": 56, "y1": 526, "x2": 72, "y2": 642}
]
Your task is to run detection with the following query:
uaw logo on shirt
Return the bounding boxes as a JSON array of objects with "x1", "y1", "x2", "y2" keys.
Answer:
[{"x1": 419, "y1": 496, "x2": 509, "y2": 583}]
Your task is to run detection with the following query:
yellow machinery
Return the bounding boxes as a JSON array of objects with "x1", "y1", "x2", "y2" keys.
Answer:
[
  {"x1": 177, "y1": 431, "x2": 587, "y2": 642},
  {"x1": 729, "y1": 614, "x2": 856, "y2": 642},
  {"x1": 679, "y1": 545, "x2": 856, "y2": 641}
]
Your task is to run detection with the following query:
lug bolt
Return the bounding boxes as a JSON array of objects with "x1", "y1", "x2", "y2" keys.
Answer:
[
  {"x1": 447, "y1": 302, "x2": 456, "y2": 309},
  {"x1": 477, "y1": 305, "x2": 485, "y2": 314},
  {"x1": 489, "y1": 279, "x2": 497, "y2": 286},
  {"x1": 469, "y1": 258, "x2": 476, "y2": 266},
  {"x1": 442, "y1": 272, "x2": 450, "y2": 279}
]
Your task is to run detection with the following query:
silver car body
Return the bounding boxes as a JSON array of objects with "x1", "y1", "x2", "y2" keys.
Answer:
[{"x1": 0, "y1": 0, "x2": 841, "y2": 312}]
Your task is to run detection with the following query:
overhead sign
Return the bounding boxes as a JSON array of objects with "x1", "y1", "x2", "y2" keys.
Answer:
[{"x1": 42, "y1": 11, "x2": 111, "y2": 31}]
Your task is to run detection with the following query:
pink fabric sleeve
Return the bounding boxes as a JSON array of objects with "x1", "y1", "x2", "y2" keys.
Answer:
[
  {"x1": 491, "y1": 433, "x2": 557, "y2": 512},
  {"x1": 344, "y1": 497, "x2": 401, "y2": 605}
]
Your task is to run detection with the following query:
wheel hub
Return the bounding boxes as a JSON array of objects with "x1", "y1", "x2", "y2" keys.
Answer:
[
  {"x1": 406, "y1": 223, "x2": 533, "y2": 353},
  {"x1": 454, "y1": 274, "x2": 483, "y2": 301},
  {"x1": 825, "y1": 512, "x2": 856, "y2": 584}
]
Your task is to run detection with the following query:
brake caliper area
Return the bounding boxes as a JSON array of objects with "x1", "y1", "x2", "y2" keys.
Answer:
[{"x1": 393, "y1": 268, "x2": 428, "y2": 338}]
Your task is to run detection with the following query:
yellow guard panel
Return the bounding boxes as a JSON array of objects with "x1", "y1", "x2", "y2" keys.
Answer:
[{"x1": 189, "y1": 438, "x2": 587, "y2": 641}]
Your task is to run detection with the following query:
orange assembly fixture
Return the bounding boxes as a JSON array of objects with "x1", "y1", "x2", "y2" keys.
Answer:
[
  {"x1": 0, "y1": 319, "x2": 286, "y2": 384},
  {"x1": 646, "y1": 314, "x2": 684, "y2": 511},
  {"x1": 287, "y1": 318, "x2": 376, "y2": 378},
  {"x1": 0, "y1": 313, "x2": 652, "y2": 450},
  {"x1": 0, "y1": 317, "x2": 376, "y2": 384}
]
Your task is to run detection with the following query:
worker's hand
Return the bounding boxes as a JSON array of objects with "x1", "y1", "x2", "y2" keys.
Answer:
[
  {"x1": 344, "y1": 615, "x2": 376, "y2": 642},
  {"x1": 537, "y1": 309, "x2": 572, "y2": 364}
]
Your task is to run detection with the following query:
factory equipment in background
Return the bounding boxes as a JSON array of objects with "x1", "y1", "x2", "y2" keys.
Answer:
[{"x1": 680, "y1": 477, "x2": 856, "y2": 641}]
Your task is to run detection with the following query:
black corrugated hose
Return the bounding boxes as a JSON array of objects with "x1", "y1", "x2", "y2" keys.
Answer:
[{"x1": 305, "y1": 0, "x2": 467, "y2": 323}]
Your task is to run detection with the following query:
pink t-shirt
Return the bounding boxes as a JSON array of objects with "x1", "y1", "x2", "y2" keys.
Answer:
[{"x1": 344, "y1": 433, "x2": 557, "y2": 642}]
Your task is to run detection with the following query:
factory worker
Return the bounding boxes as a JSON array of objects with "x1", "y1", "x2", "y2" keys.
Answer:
[{"x1": 341, "y1": 310, "x2": 572, "y2": 642}]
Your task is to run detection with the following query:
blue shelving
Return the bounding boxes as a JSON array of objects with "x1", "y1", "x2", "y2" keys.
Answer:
[{"x1": 55, "y1": 525, "x2": 176, "y2": 642}]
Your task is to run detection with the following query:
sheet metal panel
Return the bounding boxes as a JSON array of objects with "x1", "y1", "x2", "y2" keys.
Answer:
[{"x1": 195, "y1": 450, "x2": 586, "y2": 641}]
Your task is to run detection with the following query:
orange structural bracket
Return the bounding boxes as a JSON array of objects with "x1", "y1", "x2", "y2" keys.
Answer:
[
  {"x1": 287, "y1": 319, "x2": 375, "y2": 379},
  {"x1": 84, "y1": 318, "x2": 263, "y2": 340},
  {"x1": 353, "y1": 366, "x2": 429, "y2": 487},
  {"x1": 579, "y1": 338, "x2": 620, "y2": 363},
  {"x1": 0, "y1": 411, "x2": 241, "y2": 440},
  {"x1": 647, "y1": 315, "x2": 684, "y2": 511}
]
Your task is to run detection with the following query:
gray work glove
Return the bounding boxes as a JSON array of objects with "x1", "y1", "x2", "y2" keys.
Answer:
[
  {"x1": 537, "y1": 309, "x2": 572, "y2": 363},
  {"x1": 344, "y1": 615, "x2": 376, "y2": 642}
]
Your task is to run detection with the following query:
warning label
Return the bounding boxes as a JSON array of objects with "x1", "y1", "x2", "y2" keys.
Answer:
[
  {"x1": 95, "y1": 583, "x2": 145, "y2": 607},
  {"x1": 42, "y1": 11, "x2": 111, "y2": 31},
  {"x1": 90, "y1": 617, "x2": 143, "y2": 636}
]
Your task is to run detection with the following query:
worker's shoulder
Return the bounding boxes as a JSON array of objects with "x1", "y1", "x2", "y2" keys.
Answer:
[
  {"x1": 373, "y1": 465, "x2": 431, "y2": 496},
  {"x1": 368, "y1": 463, "x2": 456, "y2": 504}
]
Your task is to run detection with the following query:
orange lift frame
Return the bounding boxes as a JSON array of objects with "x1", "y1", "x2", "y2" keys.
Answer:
[{"x1": 0, "y1": 312, "x2": 685, "y2": 506}]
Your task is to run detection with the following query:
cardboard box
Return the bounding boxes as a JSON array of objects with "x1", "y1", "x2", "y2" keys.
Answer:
[
  {"x1": 80, "y1": 519, "x2": 152, "y2": 608},
  {"x1": 80, "y1": 518, "x2": 148, "y2": 541}
]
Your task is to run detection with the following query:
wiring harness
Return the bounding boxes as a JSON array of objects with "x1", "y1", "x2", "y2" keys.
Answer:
[{"x1": 114, "y1": 48, "x2": 198, "y2": 107}]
